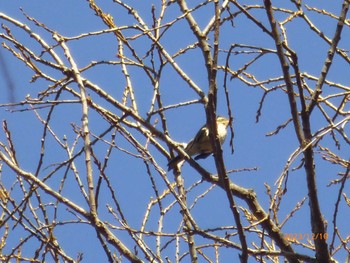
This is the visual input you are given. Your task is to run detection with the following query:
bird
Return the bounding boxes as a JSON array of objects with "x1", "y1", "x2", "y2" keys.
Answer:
[{"x1": 167, "y1": 116, "x2": 230, "y2": 171}]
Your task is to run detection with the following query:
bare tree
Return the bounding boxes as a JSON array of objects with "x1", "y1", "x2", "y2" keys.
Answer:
[{"x1": 0, "y1": 0, "x2": 349, "y2": 262}]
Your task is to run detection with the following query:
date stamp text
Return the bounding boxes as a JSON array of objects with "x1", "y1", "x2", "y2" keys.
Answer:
[{"x1": 284, "y1": 233, "x2": 328, "y2": 242}]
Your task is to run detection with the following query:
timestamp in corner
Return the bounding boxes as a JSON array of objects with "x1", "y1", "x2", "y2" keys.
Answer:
[{"x1": 284, "y1": 233, "x2": 328, "y2": 242}]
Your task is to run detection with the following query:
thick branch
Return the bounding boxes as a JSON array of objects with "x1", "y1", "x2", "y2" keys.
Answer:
[
  {"x1": 53, "y1": 34, "x2": 97, "y2": 217},
  {"x1": 307, "y1": 0, "x2": 349, "y2": 113},
  {"x1": 263, "y1": 0, "x2": 304, "y2": 145}
]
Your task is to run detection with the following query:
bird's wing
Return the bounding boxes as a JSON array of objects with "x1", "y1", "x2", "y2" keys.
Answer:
[
  {"x1": 193, "y1": 125, "x2": 209, "y2": 143},
  {"x1": 184, "y1": 125, "x2": 208, "y2": 155}
]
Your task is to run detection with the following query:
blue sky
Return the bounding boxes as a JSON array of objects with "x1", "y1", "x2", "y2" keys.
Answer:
[{"x1": 1, "y1": 1, "x2": 350, "y2": 262}]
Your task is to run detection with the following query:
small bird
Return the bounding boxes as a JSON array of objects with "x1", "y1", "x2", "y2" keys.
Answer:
[{"x1": 168, "y1": 116, "x2": 230, "y2": 171}]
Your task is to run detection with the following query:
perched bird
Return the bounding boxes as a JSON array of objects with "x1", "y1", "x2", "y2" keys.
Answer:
[{"x1": 168, "y1": 116, "x2": 230, "y2": 171}]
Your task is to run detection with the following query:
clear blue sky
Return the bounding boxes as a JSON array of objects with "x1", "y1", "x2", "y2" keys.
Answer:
[{"x1": 1, "y1": 1, "x2": 349, "y2": 262}]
